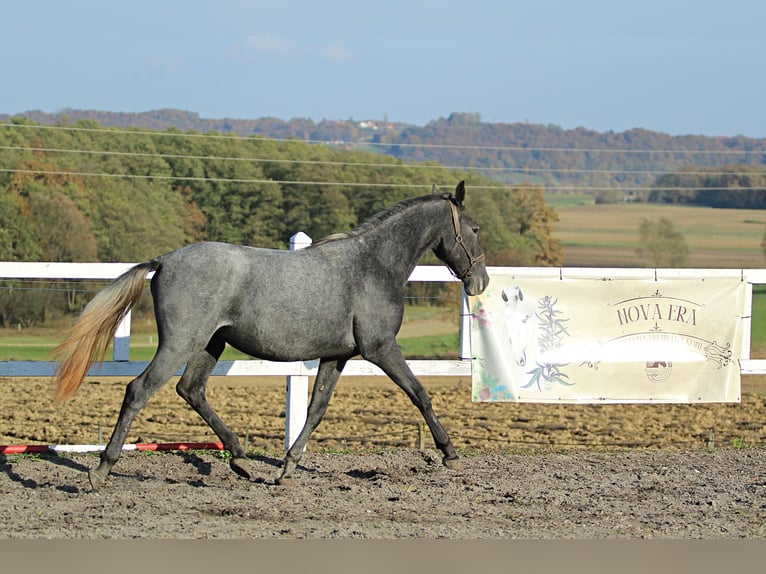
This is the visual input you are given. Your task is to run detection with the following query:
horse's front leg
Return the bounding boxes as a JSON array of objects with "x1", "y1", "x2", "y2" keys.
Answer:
[
  {"x1": 277, "y1": 358, "x2": 346, "y2": 485},
  {"x1": 364, "y1": 341, "x2": 461, "y2": 469}
]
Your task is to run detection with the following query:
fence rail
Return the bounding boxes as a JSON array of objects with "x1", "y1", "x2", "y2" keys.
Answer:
[{"x1": 2, "y1": 260, "x2": 766, "y2": 450}]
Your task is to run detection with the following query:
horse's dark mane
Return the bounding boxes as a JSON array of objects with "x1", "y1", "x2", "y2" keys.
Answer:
[{"x1": 310, "y1": 193, "x2": 452, "y2": 248}]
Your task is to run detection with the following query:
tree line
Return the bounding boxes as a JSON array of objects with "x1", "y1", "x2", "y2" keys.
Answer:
[
  {"x1": 647, "y1": 165, "x2": 766, "y2": 209},
  {"x1": 0, "y1": 119, "x2": 561, "y2": 327},
  {"x1": 7, "y1": 109, "x2": 766, "y2": 203}
]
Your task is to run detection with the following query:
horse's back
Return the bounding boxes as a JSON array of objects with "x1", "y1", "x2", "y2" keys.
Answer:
[{"x1": 156, "y1": 241, "x2": 299, "y2": 281}]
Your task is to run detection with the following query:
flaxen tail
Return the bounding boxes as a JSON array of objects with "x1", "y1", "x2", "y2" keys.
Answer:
[{"x1": 53, "y1": 260, "x2": 160, "y2": 404}]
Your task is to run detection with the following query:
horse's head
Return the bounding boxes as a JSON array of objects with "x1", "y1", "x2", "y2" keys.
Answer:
[
  {"x1": 501, "y1": 286, "x2": 533, "y2": 366},
  {"x1": 433, "y1": 181, "x2": 489, "y2": 296}
]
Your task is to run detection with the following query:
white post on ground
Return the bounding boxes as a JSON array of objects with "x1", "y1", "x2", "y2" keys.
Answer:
[{"x1": 285, "y1": 232, "x2": 312, "y2": 451}]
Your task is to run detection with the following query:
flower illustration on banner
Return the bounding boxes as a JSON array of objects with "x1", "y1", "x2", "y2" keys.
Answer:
[
  {"x1": 470, "y1": 301, "x2": 517, "y2": 401},
  {"x1": 523, "y1": 295, "x2": 574, "y2": 390},
  {"x1": 471, "y1": 299, "x2": 492, "y2": 329},
  {"x1": 472, "y1": 356, "x2": 512, "y2": 401}
]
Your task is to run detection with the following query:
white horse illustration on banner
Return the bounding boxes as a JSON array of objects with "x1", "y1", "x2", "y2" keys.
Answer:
[{"x1": 501, "y1": 286, "x2": 538, "y2": 367}]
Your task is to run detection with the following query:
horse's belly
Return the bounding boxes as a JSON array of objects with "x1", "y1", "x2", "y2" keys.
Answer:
[{"x1": 221, "y1": 322, "x2": 356, "y2": 362}]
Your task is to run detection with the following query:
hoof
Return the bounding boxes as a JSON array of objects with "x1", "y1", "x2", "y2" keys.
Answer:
[
  {"x1": 229, "y1": 457, "x2": 253, "y2": 480},
  {"x1": 274, "y1": 474, "x2": 294, "y2": 487},
  {"x1": 88, "y1": 469, "x2": 107, "y2": 491},
  {"x1": 276, "y1": 457, "x2": 297, "y2": 486},
  {"x1": 443, "y1": 457, "x2": 463, "y2": 470}
]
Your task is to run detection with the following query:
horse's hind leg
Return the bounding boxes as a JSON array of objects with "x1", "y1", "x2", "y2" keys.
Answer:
[
  {"x1": 175, "y1": 337, "x2": 251, "y2": 479},
  {"x1": 364, "y1": 342, "x2": 460, "y2": 469},
  {"x1": 90, "y1": 350, "x2": 183, "y2": 490},
  {"x1": 277, "y1": 358, "x2": 346, "y2": 485}
]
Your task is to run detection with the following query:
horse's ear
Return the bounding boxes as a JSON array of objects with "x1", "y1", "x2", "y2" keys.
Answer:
[
  {"x1": 455, "y1": 181, "x2": 466, "y2": 205},
  {"x1": 432, "y1": 184, "x2": 439, "y2": 195}
]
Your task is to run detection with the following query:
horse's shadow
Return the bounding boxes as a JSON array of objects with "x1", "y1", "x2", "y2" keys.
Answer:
[
  {"x1": 0, "y1": 452, "x2": 89, "y2": 493},
  {"x1": 111, "y1": 451, "x2": 292, "y2": 486},
  {"x1": 174, "y1": 451, "x2": 285, "y2": 481},
  {"x1": 1, "y1": 450, "x2": 292, "y2": 491},
  {"x1": 179, "y1": 451, "x2": 214, "y2": 476}
]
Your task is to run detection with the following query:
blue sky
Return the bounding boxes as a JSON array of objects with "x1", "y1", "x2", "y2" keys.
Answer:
[{"x1": 2, "y1": 0, "x2": 765, "y2": 137}]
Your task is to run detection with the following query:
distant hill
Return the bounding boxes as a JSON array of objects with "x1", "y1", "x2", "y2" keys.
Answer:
[
  {"x1": 4, "y1": 108, "x2": 766, "y2": 197},
  {"x1": 0, "y1": 107, "x2": 406, "y2": 144}
]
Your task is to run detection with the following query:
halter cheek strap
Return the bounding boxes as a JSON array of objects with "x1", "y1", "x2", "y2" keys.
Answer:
[{"x1": 447, "y1": 200, "x2": 485, "y2": 279}]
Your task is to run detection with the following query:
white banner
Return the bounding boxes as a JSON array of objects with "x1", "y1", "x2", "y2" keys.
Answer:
[{"x1": 470, "y1": 274, "x2": 748, "y2": 403}]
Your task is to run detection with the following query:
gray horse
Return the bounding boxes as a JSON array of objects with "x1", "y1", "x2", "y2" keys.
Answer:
[{"x1": 54, "y1": 181, "x2": 489, "y2": 490}]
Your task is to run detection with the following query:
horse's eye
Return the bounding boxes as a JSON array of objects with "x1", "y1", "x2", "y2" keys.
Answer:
[{"x1": 472, "y1": 226, "x2": 480, "y2": 235}]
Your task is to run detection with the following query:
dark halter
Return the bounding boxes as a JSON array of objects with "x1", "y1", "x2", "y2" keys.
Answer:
[{"x1": 446, "y1": 199, "x2": 485, "y2": 279}]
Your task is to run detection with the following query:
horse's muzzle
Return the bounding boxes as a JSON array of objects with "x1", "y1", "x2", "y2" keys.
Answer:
[{"x1": 463, "y1": 271, "x2": 489, "y2": 296}]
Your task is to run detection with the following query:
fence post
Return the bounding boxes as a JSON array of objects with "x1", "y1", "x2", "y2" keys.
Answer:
[
  {"x1": 459, "y1": 292, "x2": 472, "y2": 360},
  {"x1": 285, "y1": 232, "x2": 312, "y2": 451},
  {"x1": 113, "y1": 311, "x2": 131, "y2": 361}
]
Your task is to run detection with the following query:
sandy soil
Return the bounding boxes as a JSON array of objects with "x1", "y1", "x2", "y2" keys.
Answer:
[
  {"x1": 1, "y1": 374, "x2": 766, "y2": 538},
  {"x1": 2, "y1": 448, "x2": 765, "y2": 539}
]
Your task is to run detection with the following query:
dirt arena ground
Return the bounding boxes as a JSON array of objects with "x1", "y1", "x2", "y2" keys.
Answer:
[{"x1": 1, "y1": 374, "x2": 766, "y2": 538}]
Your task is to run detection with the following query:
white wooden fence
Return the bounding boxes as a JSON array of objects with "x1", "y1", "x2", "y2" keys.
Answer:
[
  {"x1": 2, "y1": 248, "x2": 766, "y2": 449},
  {"x1": 0, "y1": 232, "x2": 474, "y2": 449}
]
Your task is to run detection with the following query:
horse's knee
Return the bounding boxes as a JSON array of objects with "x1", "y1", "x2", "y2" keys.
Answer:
[
  {"x1": 175, "y1": 380, "x2": 191, "y2": 401},
  {"x1": 176, "y1": 379, "x2": 205, "y2": 406}
]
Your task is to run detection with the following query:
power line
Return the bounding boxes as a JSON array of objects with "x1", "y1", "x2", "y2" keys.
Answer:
[
  {"x1": 3, "y1": 122, "x2": 766, "y2": 192},
  {"x1": 2, "y1": 143, "x2": 765, "y2": 178},
  {"x1": 2, "y1": 167, "x2": 764, "y2": 192},
  {"x1": 3, "y1": 121, "x2": 765, "y2": 156},
  {"x1": 0, "y1": 144, "x2": 450, "y2": 172},
  {"x1": 0, "y1": 167, "x2": 474, "y2": 189}
]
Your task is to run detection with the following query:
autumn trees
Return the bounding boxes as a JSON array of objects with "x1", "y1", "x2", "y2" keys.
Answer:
[
  {"x1": 648, "y1": 165, "x2": 766, "y2": 209},
  {"x1": 0, "y1": 119, "x2": 563, "y2": 326},
  {"x1": 636, "y1": 218, "x2": 690, "y2": 268},
  {"x1": 8, "y1": 109, "x2": 766, "y2": 207},
  {"x1": 468, "y1": 184, "x2": 562, "y2": 266}
]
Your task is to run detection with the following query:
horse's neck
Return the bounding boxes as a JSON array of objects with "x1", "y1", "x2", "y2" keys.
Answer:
[{"x1": 357, "y1": 201, "x2": 444, "y2": 281}]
